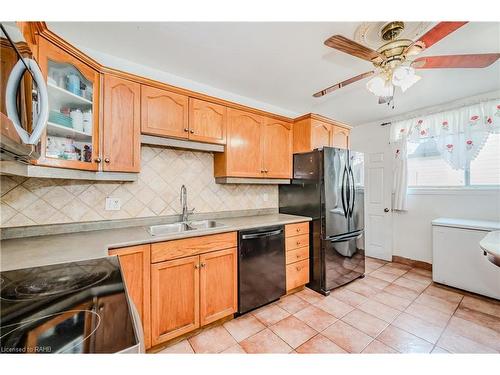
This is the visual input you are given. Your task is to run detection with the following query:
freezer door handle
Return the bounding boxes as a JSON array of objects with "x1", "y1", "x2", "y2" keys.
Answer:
[
  {"x1": 348, "y1": 166, "x2": 355, "y2": 217},
  {"x1": 241, "y1": 229, "x2": 283, "y2": 240},
  {"x1": 327, "y1": 230, "x2": 363, "y2": 242}
]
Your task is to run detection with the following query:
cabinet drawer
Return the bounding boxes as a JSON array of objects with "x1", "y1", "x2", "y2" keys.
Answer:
[
  {"x1": 286, "y1": 259, "x2": 309, "y2": 291},
  {"x1": 285, "y1": 246, "x2": 309, "y2": 265},
  {"x1": 285, "y1": 222, "x2": 309, "y2": 237},
  {"x1": 151, "y1": 232, "x2": 237, "y2": 263},
  {"x1": 285, "y1": 233, "x2": 309, "y2": 251}
]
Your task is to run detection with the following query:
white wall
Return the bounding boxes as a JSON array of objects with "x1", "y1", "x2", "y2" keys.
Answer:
[{"x1": 351, "y1": 112, "x2": 500, "y2": 264}]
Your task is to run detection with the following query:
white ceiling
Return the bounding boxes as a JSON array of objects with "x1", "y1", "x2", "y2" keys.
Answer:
[{"x1": 48, "y1": 22, "x2": 500, "y2": 125}]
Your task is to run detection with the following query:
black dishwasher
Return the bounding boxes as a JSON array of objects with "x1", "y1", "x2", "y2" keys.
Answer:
[{"x1": 238, "y1": 225, "x2": 285, "y2": 314}]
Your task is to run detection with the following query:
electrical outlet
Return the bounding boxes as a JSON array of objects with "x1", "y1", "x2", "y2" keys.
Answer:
[{"x1": 105, "y1": 197, "x2": 121, "y2": 211}]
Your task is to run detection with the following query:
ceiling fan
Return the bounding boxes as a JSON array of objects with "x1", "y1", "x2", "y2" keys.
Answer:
[{"x1": 313, "y1": 21, "x2": 500, "y2": 104}]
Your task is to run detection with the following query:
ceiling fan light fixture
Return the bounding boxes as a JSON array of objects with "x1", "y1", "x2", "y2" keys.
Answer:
[
  {"x1": 366, "y1": 73, "x2": 394, "y2": 97},
  {"x1": 392, "y1": 66, "x2": 421, "y2": 92}
]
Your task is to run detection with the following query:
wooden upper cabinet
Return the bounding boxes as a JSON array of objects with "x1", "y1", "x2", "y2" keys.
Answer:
[
  {"x1": 108, "y1": 244, "x2": 151, "y2": 349},
  {"x1": 151, "y1": 255, "x2": 200, "y2": 345},
  {"x1": 293, "y1": 114, "x2": 351, "y2": 153},
  {"x1": 36, "y1": 37, "x2": 100, "y2": 171},
  {"x1": 141, "y1": 85, "x2": 188, "y2": 139},
  {"x1": 215, "y1": 108, "x2": 264, "y2": 178},
  {"x1": 102, "y1": 74, "x2": 141, "y2": 172},
  {"x1": 199, "y1": 248, "x2": 237, "y2": 325},
  {"x1": 332, "y1": 125, "x2": 349, "y2": 149},
  {"x1": 311, "y1": 119, "x2": 333, "y2": 150},
  {"x1": 262, "y1": 118, "x2": 292, "y2": 178},
  {"x1": 188, "y1": 98, "x2": 226, "y2": 144}
]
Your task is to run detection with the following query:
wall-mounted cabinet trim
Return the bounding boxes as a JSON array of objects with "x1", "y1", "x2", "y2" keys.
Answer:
[
  {"x1": 141, "y1": 135, "x2": 224, "y2": 153},
  {"x1": 0, "y1": 161, "x2": 138, "y2": 181},
  {"x1": 215, "y1": 177, "x2": 290, "y2": 185}
]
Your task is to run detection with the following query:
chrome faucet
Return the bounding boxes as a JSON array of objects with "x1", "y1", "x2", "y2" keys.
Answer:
[{"x1": 180, "y1": 185, "x2": 194, "y2": 222}]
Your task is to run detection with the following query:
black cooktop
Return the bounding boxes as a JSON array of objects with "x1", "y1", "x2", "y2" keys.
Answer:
[{"x1": 0, "y1": 257, "x2": 138, "y2": 354}]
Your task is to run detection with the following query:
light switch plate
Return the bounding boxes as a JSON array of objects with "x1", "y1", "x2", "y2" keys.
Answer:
[{"x1": 105, "y1": 197, "x2": 121, "y2": 211}]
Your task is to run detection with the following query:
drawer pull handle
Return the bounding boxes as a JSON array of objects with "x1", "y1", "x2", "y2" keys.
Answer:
[
  {"x1": 296, "y1": 228, "x2": 301, "y2": 232},
  {"x1": 296, "y1": 241, "x2": 301, "y2": 245},
  {"x1": 296, "y1": 254, "x2": 301, "y2": 258},
  {"x1": 296, "y1": 266, "x2": 301, "y2": 271}
]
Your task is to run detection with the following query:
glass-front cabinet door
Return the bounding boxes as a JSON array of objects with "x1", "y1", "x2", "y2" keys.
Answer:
[{"x1": 36, "y1": 37, "x2": 99, "y2": 170}]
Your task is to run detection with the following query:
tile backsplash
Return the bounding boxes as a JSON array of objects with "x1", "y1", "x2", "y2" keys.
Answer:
[{"x1": 0, "y1": 146, "x2": 278, "y2": 228}]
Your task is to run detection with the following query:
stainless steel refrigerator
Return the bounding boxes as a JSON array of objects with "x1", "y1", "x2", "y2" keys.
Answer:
[{"x1": 279, "y1": 147, "x2": 365, "y2": 295}]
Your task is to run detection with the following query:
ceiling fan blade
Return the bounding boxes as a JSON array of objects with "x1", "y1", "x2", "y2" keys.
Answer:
[
  {"x1": 412, "y1": 54, "x2": 500, "y2": 69},
  {"x1": 404, "y1": 22, "x2": 468, "y2": 56},
  {"x1": 313, "y1": 71, "x2": 374, "y2": 97},
  {"x1": 324, "y1": 35, "x2": 383, "y2": 63},
  {"x1": 419, "y1": 22, "x2": 468, "y2": 49}
]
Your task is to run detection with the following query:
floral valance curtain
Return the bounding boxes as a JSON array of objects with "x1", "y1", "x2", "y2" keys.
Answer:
[{"x1": 390, "y1": 99, "x2": 500, "y2": 170}]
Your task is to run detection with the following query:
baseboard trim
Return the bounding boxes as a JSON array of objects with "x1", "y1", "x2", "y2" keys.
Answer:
[{"x1": 392, "y1": 255, "x2": 432, "y2": 271}]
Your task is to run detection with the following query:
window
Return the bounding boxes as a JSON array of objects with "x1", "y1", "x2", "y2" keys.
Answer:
[{"x1": 408, "y1": 133, "x2": 500, "y2": 188}]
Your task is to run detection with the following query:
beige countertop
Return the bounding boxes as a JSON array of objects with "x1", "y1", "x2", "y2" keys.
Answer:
[{"x1": 0, "y1": 214, "x2": 311, "y2": 271}]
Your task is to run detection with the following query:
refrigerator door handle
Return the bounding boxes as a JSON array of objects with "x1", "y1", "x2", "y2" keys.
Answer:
[
  {"x1": 241, "y1": 229, "x2": 283, "y2": 240},
  {"x1": 348, "y1": 166, "x2": 355, "y2": 217},
  {"x1": 341, "y1": 166, "x2": 348, "y2": 218}
]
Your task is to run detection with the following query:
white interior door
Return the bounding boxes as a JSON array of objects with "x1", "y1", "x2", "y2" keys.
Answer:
[{"x1": 364, "y1": 149, "x2": 393, "y2": 261}]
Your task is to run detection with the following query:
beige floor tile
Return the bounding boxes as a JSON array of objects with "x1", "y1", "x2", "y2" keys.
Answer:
[
  {"x1": 437, "y1": 330, "x2": 497, "y2": 353},
  {"x1": 403, "y1": 271, "x2": 432, "y2": 284},
  {"x1": 240, "y1": 328, "x2": 293, "y2": 353},
  {"x1": 460, "y1": 295, "x2": 500, "y2": 317},
  {"x1": 365, "y1": 257, "x2": 387, "y2": 268},
  {"x1": 404, "y1": 302, "x2": 452, "y2": 328},
  {"x1": 252, "y1": 304, "x2": 290, "y2": 326},
  {"x1": 454, "y1": 306, "x2": 500, "y2": 333},
  {"x1": 410, "y1": 267, "x2": 432, "y2": 277},
  {"x1": 369, "y1": 269, "x2": 400, "y2": 283},
  {"x1": 341, "y1": 309, "x2": 389, "y2": 338},
  {"x1": 269, "y1": 316, "x2": 318, "y2": 348},
  {"x1": 223, "y1": 314, "x2": 266, "y2": 342},
  {"x1": 296, "y1": 334, "x2": 347, "y2": 354},
  {"x1": 276, "y1": 294, "x2": 310, "y2": 314},
  {"x1": 383, "y1": 284, "x2": 420, "y2": 300},
  {"x1": 393, "y1": 277, "x2": 428, "y2": 292},
  {"x1": 329, "y1": 287, "x2": 369, "y2": 307},
  {"x1": 378, "y1": 263, "x2": 410, "y2": 277},
  {"x1": 424, "y1": 284, "x2": 464, "y2": 304},
  {"x1": 322, "y1": 320, "x2": 373, "y2": 353},
  {"x1": 413, "y1": 293, "x2": 459, "y2": 315},
  {"x1": 377, "y1": 325, "x2": 433, "y2": 353},
  {"x1": 357, "y1": 299, "x2": 400, "y2": 323},
  {"x1": 446, "y1": 316, "x2": 500, "y2": 351},
  {"x1": 361, "y1": 340, "x2": 398, "y2": 354},
  {"x1": 295, "y1": 287, "x2": 326, "y2": 304},
  {"x1": 361, "y1": 276, "x2": 391, "y2": 290},
  {"x1": 221, "y1": 343, "x2": 247, "y2": 353},
  {"x1": 315, "y1": 296, "x2": 354, "y2": 318},
  {"x1": 158, "y1": 339, "x2": 194, "y2": 354},
  {"x1": 294, "y1": 305, "x2": 337, "y2": 332},
  {"x1": 188, "y1": 326, "x2": 236, "y2": 353},
  {"x1": 372, "y1": 291, "x2": 413, "y2": 311},
  {"x1": 345, "y1": 280, "x2": 379, "y2": 297},
  {"x1": 431, "y1": 346, "x2": 450, "y2": 354},
  {"x1": 392, "y1": 312, "x2": 445, "y2": 344}
]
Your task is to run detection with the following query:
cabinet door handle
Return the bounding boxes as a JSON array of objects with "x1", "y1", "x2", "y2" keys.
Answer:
[
  {"x1": 200, "y1": 262, "x2": 206, "y2": 268},
  {"x1": 95, "y1": 157, "x2": 101, "y2": 163},
  {"x1": 184, "y1": 128, "x2": 189, "y2": 132},
  {"x1": 104, "y1": 158, "x2": 110, "y2": 163},
  {"x1": 194, "y1": 264, "x2": 200, "y2": 269},
  {"x1": 190, "y1": 130, "x2": 194, "y2": 134}
]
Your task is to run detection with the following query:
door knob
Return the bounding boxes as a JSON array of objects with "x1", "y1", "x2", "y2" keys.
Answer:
[{"x1": 384, "y1": 208, "x2": 390, "y2": 213}]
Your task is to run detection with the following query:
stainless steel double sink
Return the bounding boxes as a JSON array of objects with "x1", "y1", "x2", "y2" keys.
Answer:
[{"x1": 148, "y1": 220, "x2": 226, "y2": 236}]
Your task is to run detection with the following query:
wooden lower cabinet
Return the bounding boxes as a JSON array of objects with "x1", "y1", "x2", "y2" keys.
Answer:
[
  {"x1": 151, "y1": 255, "x2": 200, "y2": 345},
  {"x1": 151, "y1": 244, "x2": 237, "y2": 346},
  {"x1": 200, "y1": 248, "x2": 237, "y2": 325},
  {"x1": 284, "y1": 222, "x2": 310, "y2": 292},
  {"x1": 108, "y1": 244, "x2": 151, "y2": 349}
]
